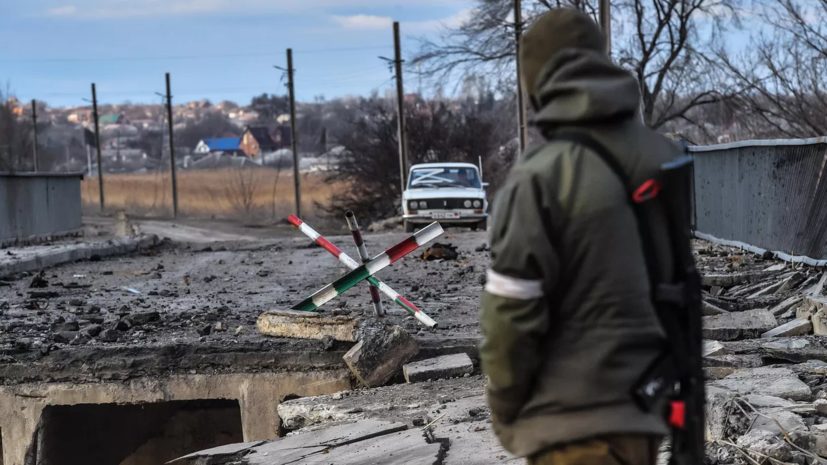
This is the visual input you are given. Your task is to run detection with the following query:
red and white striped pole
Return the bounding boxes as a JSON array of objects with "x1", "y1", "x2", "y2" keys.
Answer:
[
  {"x1": 287, "y1": 215, "x2": 438, "y2": 327},
  {"x1": 346, "y1": 211, "x2": 385, "y2": 317}
]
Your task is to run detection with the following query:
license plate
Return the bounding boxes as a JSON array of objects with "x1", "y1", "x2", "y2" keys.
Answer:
[{"x1": 431, "y1": 212, "x2": 460, "y2": 219}]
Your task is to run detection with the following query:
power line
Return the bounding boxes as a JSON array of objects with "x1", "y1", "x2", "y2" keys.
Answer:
[{"x1": 1, "y1": 46, "x2": 392, "y2": 64}]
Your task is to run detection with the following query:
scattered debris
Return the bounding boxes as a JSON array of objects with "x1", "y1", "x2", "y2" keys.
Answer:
[
  {"x1": 422, "y1": 243, "x2": 459, "y2": 261},
  {"x1": 344, "y1": 324, "x2": 419, "y2": 388},
  {"x1": 702, "y1": 308, "x2": 777, "y2": 340},
  {"x1": 29, "y1": 271, "x2": 48, "y2": 288},
  {"x1": 403, "y1": 353, "x2": 474, "y2": 383}
]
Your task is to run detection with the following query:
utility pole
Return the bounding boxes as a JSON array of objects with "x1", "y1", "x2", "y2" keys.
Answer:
[
  {"x1": 599, "y1": 0, "x2": 611, "y2": 56},
  {"x1": 514, "y1": 0, "x2": 527, "y2": 153},
  {"x1": 165, "y1": 73, "x2": 179, "y2": 218},
  {"x1": 91, "y1": 83, "x2": 104, "y2": 212},
  {"x1": 31, "y1": 100, "x2": 39, "y2": 171},
  {"x1": 393, "y1": 21, "x2": 408, "y2": 196},
  {"x1": 286, "y1": 48, "x2": 301, "y2": 218}
]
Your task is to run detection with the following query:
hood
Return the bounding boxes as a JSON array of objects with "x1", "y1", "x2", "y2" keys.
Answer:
[{"x1": 532, "y1": 48, "x2": 641, "y2": 127}]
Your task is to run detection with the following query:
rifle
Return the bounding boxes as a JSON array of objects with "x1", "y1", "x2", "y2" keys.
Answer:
[{"x1": 545, "y1": 131, "x2": 705, "y2": 465}]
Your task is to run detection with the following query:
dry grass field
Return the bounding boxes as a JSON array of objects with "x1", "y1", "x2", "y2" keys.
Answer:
[{"x1": 81, "y1": 168, "x2": 345, "y2": 222}]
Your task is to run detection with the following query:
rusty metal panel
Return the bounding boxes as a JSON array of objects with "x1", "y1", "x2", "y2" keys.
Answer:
[
  {"x1": 689, "y1": 139, "x2": 827, "y2": 262},
  {"x1": 0, "y1": 173, "x2": 84, "y2": 246}
]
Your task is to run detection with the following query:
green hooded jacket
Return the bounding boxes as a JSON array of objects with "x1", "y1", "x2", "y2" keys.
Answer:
[{"x1": 479, "y1": 43, "x2": 683, "y2": 457}]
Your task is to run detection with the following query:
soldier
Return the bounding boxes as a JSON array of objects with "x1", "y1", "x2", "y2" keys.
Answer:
[{"x1": 480, "y1": 8, "x2": 687, "y2": 465}]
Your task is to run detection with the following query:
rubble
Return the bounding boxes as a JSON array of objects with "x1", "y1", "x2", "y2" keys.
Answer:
[
  {"x1": 761, "y1": 319, "x2": 812, "y2": 338},
  {"x1": 257, "y1": 310, "x2": 366, "y2": 342},
  {"x1": 344, "y1": 324, "x2": 419, "y2": 388},
  {"x1": 703, "y1": 308, "x2": 777, "y2": 340},
  {"x1": 712, "y1": 367, "x2": 812, "y2": 401},
  {"x1": 403, "y1": 353, "x2": 474, "y2": 383}
]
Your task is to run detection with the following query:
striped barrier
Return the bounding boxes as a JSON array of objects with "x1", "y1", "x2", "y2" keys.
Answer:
[
  {"x1": 288, "y1": 215, "x2": 438, "y2": 327},
  {"x1": 346, "y1": 211, "x2": 385, "y2": 317}
]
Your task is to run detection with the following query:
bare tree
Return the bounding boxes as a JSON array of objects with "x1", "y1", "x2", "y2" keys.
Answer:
[
  {"x1": 0, "y1": 85, "x2": 34, "y2": 171},
  {"x1": 413, "y1": 0, "x2": 740, "y2": 130},
  {"x1": 718, "y1": 0, "x2": 827, "y2": 138},
  {"x1": 223, "y1": 164, "x2": 263, "y2": 218}
]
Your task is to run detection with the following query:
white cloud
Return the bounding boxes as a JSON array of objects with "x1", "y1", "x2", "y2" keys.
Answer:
[
  {"x1": 333, "y1": 14, "x2": 394, "y2": 30},
  {"x1": 46, "y1": 5, "x2": 78, "y2": 16},
  {"x1": 405, "y1": 7, "x2": 474, "y2": 32}
]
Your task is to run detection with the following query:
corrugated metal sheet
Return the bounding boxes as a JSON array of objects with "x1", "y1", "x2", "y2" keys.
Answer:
[
  {"x1": 0, "y1": 173, "x2": 84, "y2": 246},
  {"x1": 689, "y1": 140, "x2": 827, "y2": 261}
]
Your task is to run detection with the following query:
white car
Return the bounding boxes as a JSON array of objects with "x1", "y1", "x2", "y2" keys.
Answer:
[{"x1": 402, "y1": 162, "x2": 489, "y2": 233}]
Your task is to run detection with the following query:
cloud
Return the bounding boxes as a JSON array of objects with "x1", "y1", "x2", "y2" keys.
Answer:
[
  {"x1": 405, "y1": 7, "x2": 474, "y2": 32},
  {"x1": 332, "y1": 14, "x2": 394, "y2": 30},
  {"x1": 46, "y1": 5, "x2": 78, "y2": 16}
]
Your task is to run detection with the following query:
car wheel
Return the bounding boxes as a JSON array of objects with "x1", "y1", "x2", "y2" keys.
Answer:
[{"x1": 404, "y1": 220, "x2": 415, "y2": 233}]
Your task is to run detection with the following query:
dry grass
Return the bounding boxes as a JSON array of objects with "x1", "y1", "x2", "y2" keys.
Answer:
[{"x1": 81, "y1": 168, "x2": 345, "y2": 221}]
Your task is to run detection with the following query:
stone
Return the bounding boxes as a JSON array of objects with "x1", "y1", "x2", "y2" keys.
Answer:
[
  {"x1": 777, "y1": 272, "x2": 806, "y2": 294},
  {"x1": 53, "y1": 331, "x2": 79, "y2": 344},
  {"x1": 403, "y1": 353, "x2": 474, "y2": 383},
  {"x1": 815, "y1": 399, "x2": 827, "y2": 414},
  {"x1": 127, "y1": 312, "x2": 160, "y2": 326},
  {"x1": 772, "y1": 296, "x2": 804, "y2": 317},
  {"x1": 257, "y1": 310, "x2": 368, "y2": 342},
  {"x1": 761, "y1": 319, "x2": 812, "y2": 338},
  {"x1": 807, "y1": 297, "x2": 827, "y2": 335},
  {"x1": 706, "y1": 385, "x2": 737, "y2": 440},
  {"x1": 809, "y1": 273, "x2": 827, "y2": 297},
  {"x1": 814, "y1": 433, "x2": 827, "y2": 458},
  {"x1": 736, "y1": 429, "x2": 793, "y2": 462},
  {"x1": 343, "y1": 325, "x2": 419, "y2": 388},
  {"x1": 703, "y1": 272, "x2": 768, "y2": 287},
  {"x1": 50, "y1": 320, "x2": 79, "y2": 332},
  {"x1": 702, "y1": 301, "x2": 729, "y2": 316},
  {"x1": 81, "y1": 324, "x2": 102, "y2": 338},
  {"x1": 214, "y1": 322, "x2": 225, "y2": 332},
  {"x1": 747, "y1": 280, "x2": 786, "y2": 299},
  {"x1": 703, "y1": 340, "x2": 726, "y2": 357},
  {"x1": 14, "y1": 338, "x2": 32, "y2": 351},
  {"x1": 703, "y1": 309, "x2": 777, "y2": 341},
  {"x1": 752, "y1": 409, "x2": 807, "y2": 435},
  {"x1": 704, "y1": 354, "x2": 763, "y2": 368},
  {"x1": 98, "y1": 329, "x2": 120, "y2": 342},
  {"x1": 713, "y1": 367, "x2": 812, "y2": 401},
  {"x1": 744, "y1": 394, "x2": 796, "y2": 409},
  {"x1": 197, "y1": 324, "x2": 213, "y2": 336}
]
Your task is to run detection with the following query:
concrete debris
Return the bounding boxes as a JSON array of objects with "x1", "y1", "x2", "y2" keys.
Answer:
[
  {"x1": 257, "y1": 310, "x2": 365, "y2": 342},
  {"x1": 702, "y1": 272, "x2": 769, "y2": 288},
  {"x1": 703, "y1": 340, "x2": 726, "y2": 357},
  {"x1": 702, "y1": 308, "x2": 777, "y2": 341},
  {"x1": 97, "y1": 328, "x2": 120, "y2": 342},
  {"x1": 735, "y1": 429, "x2": 794, "y2": 462},
  {"x1": 771, "y1": 295, "x2": 804, "y2": 316},
  {"x1": 751, "y1": 408, "x2": 807, "y2": 435},
  {"x1": 761, "y1": 319, "x2": 812, "y2": 338},
  {"x1": 702, "y1": 300, "x2": 729, "y2": 316},
  {"x1": 712, "y1": 367, "x2": 812, "y2": 401},
  {"x1": 810, "y1": 273, "x2": 827, "y2": 296},
  {"x1": 777, "y1": 271, "x2": 806, "y2": 294},
  {"x1": 344, "y1": 325, "x2": 419, "y2": 388},
  {"x1": 403, "y1": 353, "x2": 474, "y2": 383},
  {"x1": 422, "y1": 243, "x2": 459, "y2": 261}
]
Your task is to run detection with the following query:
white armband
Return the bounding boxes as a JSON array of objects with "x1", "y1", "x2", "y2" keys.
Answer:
[{"x1": 484, "y1": 269, "x2": 544, "y2": 300}]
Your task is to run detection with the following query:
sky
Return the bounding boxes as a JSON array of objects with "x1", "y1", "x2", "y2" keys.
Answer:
[{"x1": 0, "y1": 0, "x2": 475, "y2": 107}]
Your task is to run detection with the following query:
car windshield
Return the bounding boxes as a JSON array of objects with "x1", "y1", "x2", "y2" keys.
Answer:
[{"x1": 409, "y1": 167, "x2": 481, "y2": 189}]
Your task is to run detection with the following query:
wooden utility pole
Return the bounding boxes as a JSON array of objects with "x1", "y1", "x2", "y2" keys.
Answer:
[
  {"x1": 165, "y1": 73, "x2": 179, "y2": 218},
  {"x1": 286, "y1": 48, "x2": 301, "y2": 218},
  {"x1": 31, "y1": 100, "x2": 39, "y2": 171},
  {"x1": 91, "y1": 83, "x2": 105, "y2": 212},
  {"x1": 599, "y1": 0, "x2": 611, "y2": 56},
  {"x1": 514, "y1": 0, "x2": 527, "y2": 153},
  {"x1": 393, "y1": 21, "x2": 408, "y2": 195}
]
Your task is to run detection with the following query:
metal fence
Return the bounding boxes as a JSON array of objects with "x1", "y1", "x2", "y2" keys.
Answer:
[
  {"x1": 689, "y1": 138, "x2": 827, "y2": 265},
  {"x1": 0, "y1": 173, "x2": 84, "y2": 246}
]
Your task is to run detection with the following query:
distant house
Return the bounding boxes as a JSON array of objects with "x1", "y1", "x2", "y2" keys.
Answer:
[
  {"x1": 194, "y1": 137, "x2": 243, "y2": 156},
  {"x1": 240, "y1": 127, "x2": 278, "y2": 157},
  {"x1": 99, "y1": 114, "x2": 126, "y2": 125},
  {"x1": 271, "y1": 126, "x2": 292, "y2": 149}
]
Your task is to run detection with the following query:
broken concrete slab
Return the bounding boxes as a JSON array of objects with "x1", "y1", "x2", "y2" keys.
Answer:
[
  {"x1": 777, "y1": 272, "x2": 806, "y2": 294},
  {"x1": 706, "y1": 385, "x2": 738, "y2": 440},
  {"x1": 761, "y1": 319, "x2": 812, "y2": 338},
  {"x1": 170, "y1": 441, "x2": 266, "y2": 464},
  {"x1": 703, "y1": 354, "x2": 763, "y2": 368},
  {"x1": 404, "y1": 353, "x2": 474, "y2": 383},
  {"x1": 702, "y1": 301, "x2": 729, "y2": 316},
  {"x1": 702, "y1": 272, "x2": 769, "y2": 288},
  {"x1": 703, "y1": 308, "x2": 777, "y2": 341},
  {"x1": 747, "y1": 279, "x2": 786, "y2": 299},
  {"x1": 736, "y1": 429, "x2": 794, "y2": 463},
  {"x1": 744, "y1": 394, "x2": 797, "y2": 409},
  {"x1": 809, "y1": 273, "x2": 827, "y2": 297},
  {"x1": 760, "y1": 339, "x2": 827, "y2": 364},
  {"x1": 752, "y1": 409, "x2": 808, "y2": 435},
  {"x1": 712, "y1": 367, "x2": 812, "y2": 401},
  {"x1": 257, "y1": 310, "x2": 369, "y2": 342},
  {"x1": 703, "y1": 340, "x2": 726, "y2": 357},
  {"x1": 772, "y1": 295, "x2": 804, "y2": 317},
  {"x1": 344, "y1": 325, "x2": 419, "y2": 388}
]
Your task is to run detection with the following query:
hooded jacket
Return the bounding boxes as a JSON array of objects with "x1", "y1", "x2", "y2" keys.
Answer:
[{"x1": 479, "y1": 33, "x2": 683, "y2": 457}]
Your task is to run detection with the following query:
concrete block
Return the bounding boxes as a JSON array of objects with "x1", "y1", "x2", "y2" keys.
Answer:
[
  {"x1": 703, "y1": 340, "x2": 726, "y2": 357},
  {"x1": 752, "y1": 409, "x2": 807, "y2": 435},
  {"x1": 703, "y1": 308, "x2": 777, "y2": 341},
  {"x1": 257, "y1": 310, "x2": 363, "y2": 342},
  {"x1": 702, "y1": 301, "x2": 728, "y2": 316},
  {"x1": 736, "y1": 429, "x2": 793, "y2": 462},
  {"x1": 702, "y1": 272, "x2": 768, "y2": 287},
  {"x1": 771, "y1": 295, "x2": 803, "y2": 317},
  {"x1": 777, "y1": 272, "x2": 806, "y2": 294},
  {"x1": 712, "y1": 367, "x2": 812, "y2": 401},
  {"x1": 403, "y1": 353, "x2": 474, "y2": 383},
  {"x1": 761, "y1": 319, "x2": 812, "y2": 338},
  {"x1": 344, "y1": 325, "x2": 419, "y2": 388}
]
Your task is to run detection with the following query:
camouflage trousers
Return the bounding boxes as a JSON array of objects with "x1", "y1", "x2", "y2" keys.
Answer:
[{"x1": 527, "y1": 435, "x2": 661, "y2": 465}]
